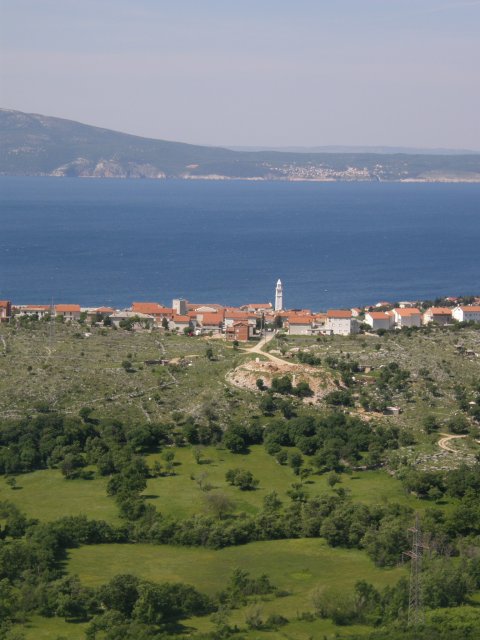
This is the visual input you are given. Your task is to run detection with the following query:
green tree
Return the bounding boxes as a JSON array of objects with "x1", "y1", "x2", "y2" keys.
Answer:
[
  {"x1": 422, "y1": 414, "x2": 439, "y2": 434},
  {"x1": 225, "y1": 468, "x2": 259, "y2": 491},
  {"x1": 99, "y1": 574, "x2": 140, "y2": 617},
  {"x1": 193, "y1": 446, "x2": 204, "y2": 465},
  {"x1": 204, "y1": 492, "x2": 234, "y2": 519},
  {"x1": 288, "y1": 451, "x2": 303, "y2": 475}
]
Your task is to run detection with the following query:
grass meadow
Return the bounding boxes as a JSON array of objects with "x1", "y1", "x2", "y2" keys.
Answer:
[{"x1": 68, "y1": 538, "x2": 406, "y2": 638}]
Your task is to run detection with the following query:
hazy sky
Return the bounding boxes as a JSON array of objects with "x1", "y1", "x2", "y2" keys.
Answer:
[{"x1": 1, "y1": 0, "x2": 479, "y2": 148}]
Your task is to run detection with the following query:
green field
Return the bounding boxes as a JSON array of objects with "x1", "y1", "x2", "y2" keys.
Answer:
[
  {"x1": 13, "y1": 616, "x2": 88, "y2": 640},
  {"x1": 0, "y1": 444, "x2": 430, "y2": 525},
  {"x1": 69, "y1": 538, "x2": 406, "y2": 637},
  {"x1": 0, "y1": 468, "x2": 118, "y2": 522},
  {"x1": 144, "y1": 444, "x2": 430, "y2": 519}
]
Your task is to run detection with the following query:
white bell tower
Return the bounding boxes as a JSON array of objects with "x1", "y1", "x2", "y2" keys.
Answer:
[{"x1": 275, "y1": 279, "x2": 283, "y2": 311}]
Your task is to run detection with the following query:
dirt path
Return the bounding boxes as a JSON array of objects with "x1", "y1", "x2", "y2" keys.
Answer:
[
  {"x1": 240, "y1": 333, "x2": 287, "y2": 366},
  {"x1": 438, "y1": 432, "x2": 467, "y2": 453},
  {"x1": 228, "y1": 333, "x2": 337, "y2": 401}
]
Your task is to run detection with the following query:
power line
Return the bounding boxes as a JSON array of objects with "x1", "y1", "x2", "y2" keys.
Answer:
[{"x1": 404, "y1": 513, "x2": 427, "y2": 629}]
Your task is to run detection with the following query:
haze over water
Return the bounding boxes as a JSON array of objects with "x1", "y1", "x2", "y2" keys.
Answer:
[{"x1": 0, "y1": 177, "x2": 479, "y2": 310}]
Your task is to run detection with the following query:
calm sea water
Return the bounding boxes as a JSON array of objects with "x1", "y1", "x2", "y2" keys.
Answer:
[{"x1": 0, "y1": 177, "x2": 479, "y2": 310}]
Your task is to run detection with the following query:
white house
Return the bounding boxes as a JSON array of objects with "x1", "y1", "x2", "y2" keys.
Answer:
[
  {"x1": 452, "y1": 305, "x2": 480, "y2": 323},
  {"x1": 0, "y1": 301, "x2": 12, "y2": 322},
  {"x1": 14, "y1": 304, "x2": 51, "y2": 319},
  {"x1": 365, "y1": 311, "x2": 393, "y2": 331},
  {"x1": 224, "y1": 311, "x2": 257, "y2": 331},
  {"x1": 288, "y1": 316, "x2": 314, "y2": 335},
  {"x1": 55, "y1": 304, "x2": 81, "y2": 321},
  {"x1": 197, "y1": 312, "x2": 224, "y2": 334},
  {"x1": 326, "y1": 310, "x2": 358, "y2": 335},
  {"x1": 422, "y1": 307, "x2": 452, "y2": 325},
  {"x1": 240, "y1": 302, "x2": 273, "y2": 313},
  {"x1": 169, "y1": 314, "x2": 193, "y2": 332},
  {"x1": 393, "y1": 308, "x2": 422, "y2": 328}
]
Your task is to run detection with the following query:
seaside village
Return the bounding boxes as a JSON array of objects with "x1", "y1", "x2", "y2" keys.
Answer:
[{"x1": 1, "y1": 279, "x2": 480, "y2": 338}]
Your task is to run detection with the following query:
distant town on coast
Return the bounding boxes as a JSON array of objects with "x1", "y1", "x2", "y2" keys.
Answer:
[
  {"x1": 2, "y1": 109, "x2": 480, "y2": 182},
  {"x1": 2, "y1": 280, "x2": 480, "y2": 340}
]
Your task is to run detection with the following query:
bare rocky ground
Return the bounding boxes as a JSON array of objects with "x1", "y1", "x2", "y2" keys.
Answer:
[{"x1": 226, "y1": 358, "x2": 337, "y2": 402}]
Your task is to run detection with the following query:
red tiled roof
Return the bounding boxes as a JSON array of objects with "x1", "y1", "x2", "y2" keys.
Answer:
[
  {"x1": 132, "y1": 302, "x2": 172, "y2": 315},
  {"x1": 95, "y1": 307, "x2": 114, "y2": 313},
  {"x1": 327, "y1": 309, "x2": 352, "y2": 318},
  {"x1": 368, "y1": 311, "x2": 390, "y2": 320},
  {"x1": 425, "y1": 307, "x2": 452, "y2": 315},
  {"x1": 172, "y1": 314, "x2": 190, "y2": 322},
  {"x1": 188, "y1": 303, "x2": 225, "y2": 312},
  {"x1": 288, "y1": 316, "x2": 313, "y2": 325},
  {"x1": 459, "y1": 306, "x2": 480, "y2": 312},
  {"x1": 56, "y1": 304, "x2": 80, "y2": 312},
  {"x1": 225, "y1": 311, "x2": 250, "y2": 320},
  {"x1": 200, "y1": 313, "x2": 224, "y2": 325},
  {"x1": 394, "y1": 308, "x2": 421, "y2": 316}
]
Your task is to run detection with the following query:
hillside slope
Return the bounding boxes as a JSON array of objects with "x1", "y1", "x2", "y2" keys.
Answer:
[{"x1": 1, "y1": 108, "x2": 480, "y2": 181}]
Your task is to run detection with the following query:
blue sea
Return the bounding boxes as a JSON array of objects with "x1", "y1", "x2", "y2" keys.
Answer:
[{"x1": 0, "y1": 177, "x2": 479, "y2": 310}]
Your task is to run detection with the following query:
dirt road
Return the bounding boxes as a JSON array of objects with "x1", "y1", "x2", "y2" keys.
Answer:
[
  {"x1": 241, "y1": 333, "x2": 287, "y2": 366},
  {"x1": 438, "y1": 433, "x2": 467, "y2": 453}
]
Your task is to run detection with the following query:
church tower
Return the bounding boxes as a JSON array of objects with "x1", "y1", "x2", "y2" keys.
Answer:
[{"x1": 275, "y1": 279, "x2": 283, "y2": 311}]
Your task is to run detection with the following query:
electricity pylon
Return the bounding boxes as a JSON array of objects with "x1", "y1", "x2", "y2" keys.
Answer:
[{"x1": 405, "y1": 513, "x2": 426, "y2": 628}]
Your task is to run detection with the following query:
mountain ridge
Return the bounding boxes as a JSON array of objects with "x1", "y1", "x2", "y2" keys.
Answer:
[{"x1": 1, "y1": 108, "x2": 480, "y2": 182}]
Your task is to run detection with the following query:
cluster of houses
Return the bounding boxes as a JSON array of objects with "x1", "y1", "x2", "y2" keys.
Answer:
[
  {"x1": 360, "y1": 301, "x2": 480, "y2": 331},
  {"x1": 1, "y1": 295, "x2": 480, "y2": 341}
]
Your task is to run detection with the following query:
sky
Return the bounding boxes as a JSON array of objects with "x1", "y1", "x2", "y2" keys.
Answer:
[{"x1": 1, "y1": 0, "x2": 479, "y2": 149}]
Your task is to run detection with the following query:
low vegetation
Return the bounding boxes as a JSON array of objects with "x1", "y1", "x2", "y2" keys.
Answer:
[{"x1": 0, "y1": 320, "x2": 479, "y2": 639}]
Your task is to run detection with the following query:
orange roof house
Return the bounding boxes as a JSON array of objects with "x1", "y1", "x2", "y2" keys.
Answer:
[
  {"x1": 325, "y1": 309, "x2": 357, "y2": 335},
  {"x1": 365, "y1": 311, "x2": 393, "y2": 330},
  {"x1": 423, "y1": 307, "x2": 452, "y2": 325},
  {"x1": 200, "y1": 312, "x2": 224, "y2": 325},
  {"x1": 288, "y1": 315, "x2": 314, "y2": 325},
  {"x1": 393, "y1": 307, "x2": 421, "y2": 328},
  {"x1": 95, "y1": 306, "x2": 115, "y2": 314},
  {"x1": 14, "y1": 304, "x2": 51, "y2": 319},
  {"x1": 288, "y1": 315, "x2": 315, "y2": 335},
  {"x1": 169, "y1": 314, "x2": 193, "y2": 331},
  {"x1": 0, "y1": 300, "x2": 12, "y2": 321},
  {"x1": 55, "y1": 304, "x2": 81, "y2": 320},
  {"x1": 452, "y1": 305, "x2": 480, "y2": 323},
  {"x1": 326, "y1": 309, "x2": 352, "y2": 318},
  {"x1": 240, "y1": 303, "x2": 273, "y2": 312},
  {"x1": 55, "y1": 304, "x2": 81, "y2": 313},
  {"x1": 131, "y1": 303, "x2": 173, "y2": 320}
]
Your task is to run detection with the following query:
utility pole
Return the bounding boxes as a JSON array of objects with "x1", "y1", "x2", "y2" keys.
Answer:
[
  {"x1": 405, "y1": 513, "x2": 426, "y2": 629},
  {"x1": 48, "y1": 298, "x2": 56, "y2": 350}
]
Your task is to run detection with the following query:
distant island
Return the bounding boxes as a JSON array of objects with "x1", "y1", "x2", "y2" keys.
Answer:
[{"x1": 1, "y1": 108, "x2": 480, "y2": 182}]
